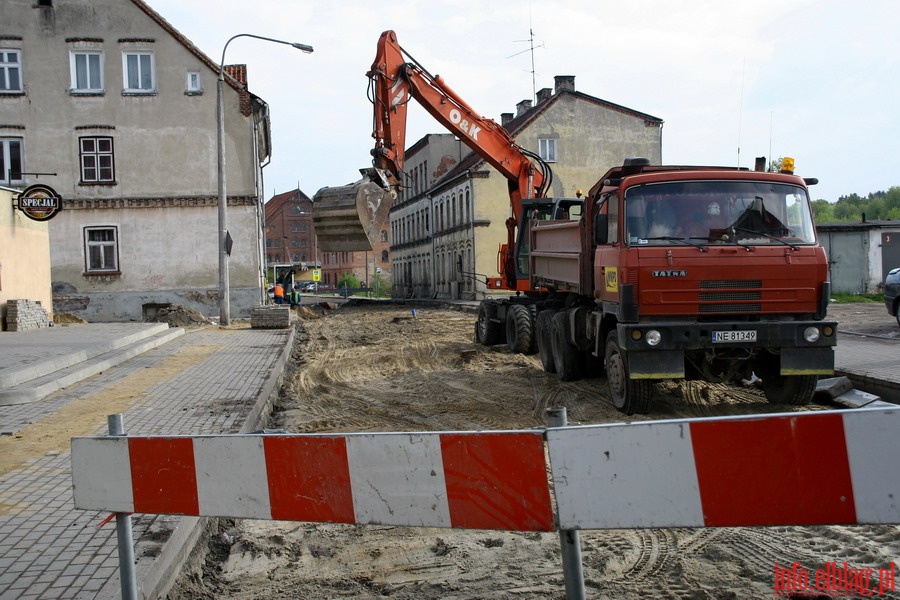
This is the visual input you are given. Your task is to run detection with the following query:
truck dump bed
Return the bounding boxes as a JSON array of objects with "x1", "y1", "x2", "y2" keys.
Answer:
[{"x1": 530, "y1": 219, "x2": 586, "y2": 293}]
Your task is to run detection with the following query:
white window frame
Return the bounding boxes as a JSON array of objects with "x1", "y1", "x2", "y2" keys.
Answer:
[
  {"x1": 539, "y1": 138, "x2": 557, "y2": 163},
  {"x1": 70, "y1": 51, "x2": 104, "y2": 92},
  {"x1": 84, "y1": 226, "x2": 119, "y2": 273},
  {"x1": 0, "y1": 49, "x2": 23, "y2": 93},
  {"x1": 1, "y1": 137, "x2": 24, "y2": 184},
  {"x1": 79, "y1": 136, "x2": 115, "y2": 183},
  {"x1": 122, "y1": 51, "x2": 155, "y2": 93},
  {"x1": 186, "y1": 70, "x2": 202, "y2": 93}
]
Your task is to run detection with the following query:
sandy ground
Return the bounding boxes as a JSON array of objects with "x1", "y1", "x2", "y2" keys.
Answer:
[{"x1": 168, "y1": 301, "x2": 900, "y2": 600}]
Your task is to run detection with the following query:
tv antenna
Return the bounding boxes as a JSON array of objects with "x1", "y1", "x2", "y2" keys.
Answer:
[{"x1": 508, "y1": 26, "x2": 544, "y2": 103}]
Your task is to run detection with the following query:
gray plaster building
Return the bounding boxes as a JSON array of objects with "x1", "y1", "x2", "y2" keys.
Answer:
[
  {"x1": 0, "y1": 0, "x2": 270, "y2": 321},
  {"x1": 390, "y1": 76, "x2": 663, "y2": 300}
]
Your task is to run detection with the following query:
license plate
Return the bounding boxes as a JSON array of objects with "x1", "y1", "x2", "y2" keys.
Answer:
[{"x1": 712, "y1": 330, "x2": 757, "y2": 343}]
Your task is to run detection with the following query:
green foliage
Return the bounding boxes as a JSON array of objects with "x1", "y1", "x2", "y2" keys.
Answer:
[
  {"x1": 337, "y1": 273, "x2": 361, "y2": 289},
  {"x1": 812, "y1": 186, "x2": 900, "y2": 223}
]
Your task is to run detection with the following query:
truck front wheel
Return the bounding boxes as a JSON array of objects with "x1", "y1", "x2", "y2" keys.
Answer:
[
  {"x1": 762, "y1": 373, "x2": 817, "y2": 405},
  {"x1": 605, "y1": 331, "x2": 652, "y2": 415}
]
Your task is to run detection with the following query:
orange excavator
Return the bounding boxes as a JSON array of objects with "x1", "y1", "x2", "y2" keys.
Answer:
[{"x1": 312, "y1": 30, "x2": 560, "y2": 292}]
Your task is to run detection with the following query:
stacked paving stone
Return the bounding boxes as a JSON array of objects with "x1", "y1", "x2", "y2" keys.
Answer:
[
  {"x1": 4, "y1": 299, "x2": 52, "y2": 331},
  {"x1": 250, "y1": 305, "x2": 292, "y2": 329}
]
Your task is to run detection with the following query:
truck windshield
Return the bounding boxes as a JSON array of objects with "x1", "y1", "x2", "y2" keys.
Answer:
[{"x1": 623, "y1": 180, "x2": 816, "y2": 247}]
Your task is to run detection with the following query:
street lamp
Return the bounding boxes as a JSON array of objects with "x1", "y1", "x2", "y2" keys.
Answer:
[{"x1": 217, "y1": 34, "x2": 313, "y2": 325}]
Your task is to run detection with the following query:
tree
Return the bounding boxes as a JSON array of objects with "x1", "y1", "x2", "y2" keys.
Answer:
[
  {"x1": 337, "y1": 273, "x2": 361, "y2": 289},
  {"x1": 811, "y1": 199, "x2": 835, "y2": 223}
]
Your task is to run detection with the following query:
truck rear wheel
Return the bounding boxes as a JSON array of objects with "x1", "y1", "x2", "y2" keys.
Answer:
[
  {"x1": 605, "y1": 331, "x2": 652, "y2": 415},
  {"x1": 536, "y1": 310, "x2": 556, "y2": 373},
  {"x1": 762, "y1": 373, "x2": 817, "y2": 405},
  {"x1": 550, "y1": 312, "x2": 583, "y2": 381},
  {"x1": 505, "y1": 304, "x2": 535, "y2": 354},
  {"x1": 475, "y1": 301, "x2": 504, "y2": 346}
]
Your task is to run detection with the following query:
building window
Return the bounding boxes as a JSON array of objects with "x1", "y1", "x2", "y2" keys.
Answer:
[
  {"x1": 1, "y1": 138, "x2": 24, "y2": 184},
  {"x1": 70, "y1": 52, "x2": 103, "y2": 92},
  {"x1": 123, "y1": 52, "x2": 154, "y2": 92},
  {"x1": 84, "y1": 226, "x2": 119, "y2": 273},
  {"x1": 0, "y1": 50, "x2": 22, "y2": 93},
  {"x1": 538, "y1": 138, "x2": 557, "y2": 162},
  {"x1": 79, "y1": 136, "x2": 115, "y2": 183},
  {"x1": 186, "y1": 71, "x2": 202, "y2": 94}
]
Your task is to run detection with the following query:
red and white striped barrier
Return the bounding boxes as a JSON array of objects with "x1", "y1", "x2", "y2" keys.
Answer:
[
  {"x1": 548, "y1": 408, "x2": 900, "y2": 529},
  {"x1": 71, "y1": 408, "x2": 900, "y2": 531},
  {"x1": 71, "y1": 430, "x2": 554, "y2": 531}
]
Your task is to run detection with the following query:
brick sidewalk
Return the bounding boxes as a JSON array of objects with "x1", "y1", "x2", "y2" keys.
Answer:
[{"x1": 0, "y1": 324, "x2": 293, "y2": 600}]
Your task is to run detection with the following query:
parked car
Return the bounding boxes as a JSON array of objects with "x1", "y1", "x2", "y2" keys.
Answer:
[{"x1": 885, "y1": 267, "x2": 900, "y2": 326}]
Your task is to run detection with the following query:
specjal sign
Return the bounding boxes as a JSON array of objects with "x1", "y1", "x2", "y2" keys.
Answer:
[{"x1": 15, "y1": 184, "x2": 62, "y2": 221}]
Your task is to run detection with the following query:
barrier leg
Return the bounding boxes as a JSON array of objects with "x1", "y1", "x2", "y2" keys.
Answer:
[
  {"x1": 108, "y1": 414, "x2": 138, "y2": 600},
  {"x1": 547, "y1": 407, "x2": 586, "y2": 600}
]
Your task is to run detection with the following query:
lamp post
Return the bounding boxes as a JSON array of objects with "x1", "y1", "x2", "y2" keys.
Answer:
[{"x1": 217, "y1": 34, "x2": 313, "y2": 325}]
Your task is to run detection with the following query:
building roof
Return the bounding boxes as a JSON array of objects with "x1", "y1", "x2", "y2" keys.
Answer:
[
  {"x1": 264, "y1": 188, "x2": 312, "y2": 221},
  {"x1": 817, "y1": 220, "x2": 900, "y2": 231},
  {"x1": 130, "y1": 0, "x2": 247, "y2": 92},
  {"x1": 433, "y1": 86, "x2": 663, "y2": 189}
]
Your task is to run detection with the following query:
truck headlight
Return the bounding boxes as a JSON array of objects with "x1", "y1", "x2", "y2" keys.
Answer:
[
  {"x1": 646, "y1": 330, "x2": 662, "y2": 347},
  {"x1": 803, "y1": 327, "x2": 820, "y2": 343}
]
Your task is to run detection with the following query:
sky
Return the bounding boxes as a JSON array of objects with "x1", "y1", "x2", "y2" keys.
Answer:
[{"x1": 145, "y1": 0, "x2": 899, "y2": 204}]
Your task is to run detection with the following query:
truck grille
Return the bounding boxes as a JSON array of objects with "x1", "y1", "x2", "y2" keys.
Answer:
[
  {"x1": 699, "y1": 291, "x2": 762, "y2": 301},
  {"x1": 698, "y1": 280, "x2": 763, "y2": 313},
  {"x1": 700, "y1": 280, "x2": 762, "y2": 289},
  {"x1": 699, "y1": 303, "x2": 762, "y2": 313}
]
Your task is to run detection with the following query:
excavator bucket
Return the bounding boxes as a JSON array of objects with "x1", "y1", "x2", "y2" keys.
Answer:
[{"x1": 312, "y1": 170, "x2": 396, "y2": 252}]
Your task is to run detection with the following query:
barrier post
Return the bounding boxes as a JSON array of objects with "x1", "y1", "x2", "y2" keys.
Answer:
[
  {"x1": 547, "y1": 407, "x2": 585, "y2": 600},
  {"x1": 107, "y1": 414, "x2": 138, "y2": 600}
]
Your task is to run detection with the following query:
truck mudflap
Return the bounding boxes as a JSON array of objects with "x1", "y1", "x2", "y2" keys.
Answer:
[
  {"x1": 617, "y1": 320, "x2": 837, "y2": 378},
  {"x1": 627, "y1": 350, "x2": 685, "y2": 379},
  {"x1": 779, "y1": 347, "x2": 835, "y2": 375}
]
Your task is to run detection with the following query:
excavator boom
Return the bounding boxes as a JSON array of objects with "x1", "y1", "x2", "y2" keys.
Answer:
[{"x1": 313, "y1": 30, "x2": 548, "y2": 277}]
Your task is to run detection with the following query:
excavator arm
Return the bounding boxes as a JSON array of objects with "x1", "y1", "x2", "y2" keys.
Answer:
[
  {"x1": 313, "y1": 30, "x2": 550, "y2": 290},
  {"x1": 368, "y1": 30, "x2": 545, "y2": 211}
]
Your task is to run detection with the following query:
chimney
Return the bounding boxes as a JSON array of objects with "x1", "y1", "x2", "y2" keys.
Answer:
[
  {"x1": 501, "y1": 112, "x2": 514, "y2": 126},
  {"x1": 515, "y1": 99, "x2": 532, "y2": 117},
  {"x1": 554, "y1": 75, "x2": 575, "y2": 94}
]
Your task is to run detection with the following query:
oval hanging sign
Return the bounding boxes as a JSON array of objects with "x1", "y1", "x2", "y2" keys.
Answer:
[{"x1": 17, "y1": 184, "x2": 62, "y2": 221}]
